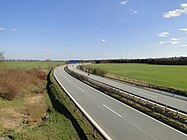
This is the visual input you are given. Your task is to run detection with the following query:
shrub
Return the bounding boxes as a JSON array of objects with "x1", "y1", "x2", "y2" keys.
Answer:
[
  {"x1": 78, "y1": 65, "x2": 107, "y2": 76},
  {"x1": 0, "y1": 81, "x2": 19, "y2": 100},
  {"x1": 0, "y1": 68, "x2": 46, "y2": 100},
  {"x1": 36, "y1": 70, "x2": 46, "y2": 80}
]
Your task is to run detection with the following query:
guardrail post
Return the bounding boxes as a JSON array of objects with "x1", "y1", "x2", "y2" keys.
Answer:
[
  {"x1": 163, "y1": 105, "x2": 167, "y2": 114},
  {"x1": 165, "y1": 106, "x2": 167, "y2": 111},
  {"x1": 132, "y1": 95, "x2": 134, "y2": 100},
  {"x1": 175, "y1": 110, "x2": 179, "y2": 118},
  {"x1": 146, "y1": 99, "x2": 149, "y2": 105},
  {"x1": 154, "y1": 102, "x2": 157, "y2": 109}
]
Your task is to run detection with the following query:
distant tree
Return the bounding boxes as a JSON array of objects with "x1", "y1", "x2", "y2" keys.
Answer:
[
  {"x1": 0, "y1": 51, "x2": 5, "y2": 62},
  {"x1": 93, "y1": 56, "x2": 187, "y2": 65}
]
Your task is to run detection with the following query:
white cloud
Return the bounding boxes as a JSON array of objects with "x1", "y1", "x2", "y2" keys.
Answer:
[
  {"x1": 179, "y1": 28, "x2": 187, "y2": 34},
  {"x1": 0, "y1": 27, "x2": 5, "y2": 31},
  {"x1": 160, "y1": 38, "x2": 180, "y2": 45},
  {"x1": 44, "y1": 49, "x2": 51, "y2": 52},
  {"x1": 133, "y1": 10, "x2": 138, "y2": 14},
  {"x1": 181, "y1": 44, "x2": 187, "y2": 47},
  {"x1": 181, "y1": 3, "x2": 187, "y2": 9},
  {"x1": 129, "y1": 9, "x2": 138, "y2": 14},
  {"x1": 163, "y1": 3, "x2": 187, "y2": 18},
  {"x1": 12, "y1": 29, "x2": 17, "y2": 32},
  {"x1": 163, "y1": 9, "x2": 183, "y2": 18},
  {"x1": 101, "y1": 39, "x2": 106, "y2": 43},
  {"x1": 157, "y1": 32, "x2": 170, "y2": 37},
  {"x1": 119, "y1": 0, "x2": 128, "y2": 5},
  {"x1": 170, "y1": 38, "x2": 179, "y2": 44}
]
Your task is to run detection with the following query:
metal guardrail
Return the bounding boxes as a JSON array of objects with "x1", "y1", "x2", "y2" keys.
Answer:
[
  {"x1": 91, "y1": 79, "x2": 187, "y2": 116},
  {"x1": 65, "y1": 66, "x2": 187, "y2": 122},
  {"x1": 54, "y1": 68, "x2": 112, "y2": 140}
]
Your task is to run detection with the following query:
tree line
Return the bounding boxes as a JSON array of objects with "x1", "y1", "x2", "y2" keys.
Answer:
[{"x1": 92, "y1": 57, "x2": 187, "y2": 65}]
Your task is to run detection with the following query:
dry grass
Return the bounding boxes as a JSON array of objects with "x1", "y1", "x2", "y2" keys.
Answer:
[
  {"x1": 0, "y1": 69, "x2": 46, "y2": 100},
  {"x1": 0, "y1": 68, "x2": 47, "y2": 134}
]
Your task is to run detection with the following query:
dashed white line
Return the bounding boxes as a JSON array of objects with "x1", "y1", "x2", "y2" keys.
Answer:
[
  {"x1": 55, "y1": 68, "x2": 112, "y2": 140},
  {"x1": 103, "y1": 104, "x2": 122, "y2": 118},
  {"x1": 67, "y1": 79, "x2": 73, "y2": 83},
  {"x1": 78, "y1": 87, "x2": 86, "y2": 93},
  {"x1": 103, "y1": 104, "x2": 157, "y2": 140},
  {"x1": 59, "y1": 65, "x2": 187, "y2": 137},
  {"x1": 66, "y1": 78, "x2": 77, "y2": 86}
]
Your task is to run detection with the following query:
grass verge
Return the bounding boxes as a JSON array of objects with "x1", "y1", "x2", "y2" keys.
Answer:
[
  {"x1": 8, "y1": 70, "x2": 81, "y2": 140},
  {"x1": 47, "y1": 70, "x2": 97, "y2": 140},
  {"x1": 82, "y1": 64, "x2": 187, "y2": 97}
]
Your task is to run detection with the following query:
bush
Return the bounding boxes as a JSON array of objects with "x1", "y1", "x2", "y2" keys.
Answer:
[
  {"x1": 0, "y1": 68, "x2": 46, "y2": 100},
  {"x1": 0, "y1": 81, "x2": 19, "y2": 100},
  {"x1": 79, "y1": 65, "x2": 107, "y2": 76}
]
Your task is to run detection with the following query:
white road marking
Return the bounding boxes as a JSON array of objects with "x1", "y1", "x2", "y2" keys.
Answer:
[
  {"x1": 78, "y1": 87, "x2": 86, "y2": 93},
  {"x1": 66, "y1": 78, "x2": 77, "y2": 86},
  {"x1": 103, "y1": 104, "x2": 122, "y2": 118},
  {"x1": 54, "y1": 68, "x2": 112, "y2": 140},
  {"x1": 59, "y1": 65, "x2": 187, "y2": 137},
  {"x1": 103, "y1": 104, "x2": 157, "y2": 140},
  {"x1": 139, "y1": 91, "x2": 157, "y2": 98},
  {"x1": 100, "y1": 89, "x2": 187, "y2": 137},
  {"x1": 67, "y1": 79, "x2": 73, "y2": 83}
]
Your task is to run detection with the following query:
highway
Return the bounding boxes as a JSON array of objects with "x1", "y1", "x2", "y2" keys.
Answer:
[
  {"x1": 54, "y1": 65, "x2": 187, "y2": 140},
  {"x1": 68, "y1": 64, "x2": 187, "y2": 112}
]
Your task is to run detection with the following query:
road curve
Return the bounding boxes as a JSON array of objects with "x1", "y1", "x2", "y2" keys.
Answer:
[
  {"x1": 69, "y1": 64, "x2": 187, "y2": 112},
  {"x1": 54, "y1": 65, "x2": 187, "y2": 140}
]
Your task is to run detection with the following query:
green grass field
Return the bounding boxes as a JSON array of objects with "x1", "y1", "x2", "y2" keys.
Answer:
[
  {"x1": 88, "y1": 63, "x2": 187, "y2": 91},
  {"x1": 0, "y1": 61, "x2": 64, "y2": 69}
]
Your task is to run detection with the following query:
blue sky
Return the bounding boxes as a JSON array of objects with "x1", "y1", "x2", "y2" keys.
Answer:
[{"x1": 0, "y1": 0, "x2": 187, "y2": 60}]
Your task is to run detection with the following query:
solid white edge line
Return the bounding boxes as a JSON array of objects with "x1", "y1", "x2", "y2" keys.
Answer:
[
  {"x1": 54, "y1": 67, "x2": 112, "y2": 140},
  {"x1": 67, "y1": 65, "x2": 187, "y2": 137}
]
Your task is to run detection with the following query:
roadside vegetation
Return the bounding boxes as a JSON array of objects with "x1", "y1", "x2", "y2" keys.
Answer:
[
  {"x1": 0, "y1": 61, "x2": 82, "y2": 139},
  {"x1": 0, "y1": 61, "x2": 63, "y2": 70},
  {"x1": 82, "y1": 63, "x2": 187, "y2": 96}
]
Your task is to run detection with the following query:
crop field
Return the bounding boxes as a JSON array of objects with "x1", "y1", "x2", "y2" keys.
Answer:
[{"x1": 87, "y1": 63, "x2": 187, "y2": 91}]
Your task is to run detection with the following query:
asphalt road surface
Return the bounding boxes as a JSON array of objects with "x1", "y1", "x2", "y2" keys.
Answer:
[
  {"x1": 68, "y1": 64, "x2": 187, "y2": 112},
  {"x1": 54, "y1": 65, "x2": 187, "y2": 140}
]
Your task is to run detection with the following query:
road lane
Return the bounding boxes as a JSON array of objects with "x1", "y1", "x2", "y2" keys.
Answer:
[
  {"x1": 69, "y1": 64, "x2": 187, "y2": 112},
  {"x1": 54, "y1": 65, "x2": 187, "y2": 140}
]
